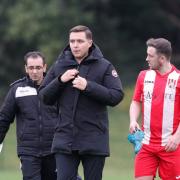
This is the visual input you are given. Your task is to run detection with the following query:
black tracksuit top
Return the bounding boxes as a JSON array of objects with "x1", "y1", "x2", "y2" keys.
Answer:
[{"x1": 0, "y1": 77, "x2": 58, "y2": 156}]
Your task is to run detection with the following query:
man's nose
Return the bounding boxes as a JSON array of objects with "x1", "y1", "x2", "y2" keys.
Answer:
[
  {"x1": 74, "y1": 41, "x2": 78, "y2": 47},
  {"x1": 32, "y1": 68, "x2": 38, "y2": 73}
]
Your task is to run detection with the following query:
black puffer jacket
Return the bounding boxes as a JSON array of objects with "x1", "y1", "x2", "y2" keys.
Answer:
[
  {"x1": 40, "y1": 44, "x2": 124, "y2": 156},
  {"x1": 0, "y1": 76, "x2": 58, "y2": 157}
]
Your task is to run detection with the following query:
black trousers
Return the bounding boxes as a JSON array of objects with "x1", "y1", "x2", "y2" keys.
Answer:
[
  {"x1": 55, "y1": 151, "x2": 106, "y2": 180},
  {"x1": 20, "y1": 154, "x2": 57, "y2": 180}
]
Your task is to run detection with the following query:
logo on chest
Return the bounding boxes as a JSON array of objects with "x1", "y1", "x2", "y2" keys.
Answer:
[
  {"x1": 15, "y1": 86, "x2": 37, "y2": 97},
  {"x1": 167, "y1": 79, "x2": 176, "y2": 89}
]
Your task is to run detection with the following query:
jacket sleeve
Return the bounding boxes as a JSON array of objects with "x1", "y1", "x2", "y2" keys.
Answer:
[
  {"x1": 39, "y1": 64, "x2": 66, "y2": 105},
  {"x1": 0, "y1": 87, "x2": 17, "y2": 143},
  {"x1": 84, "y1": 64, "x2": 124, "y2": 106}
]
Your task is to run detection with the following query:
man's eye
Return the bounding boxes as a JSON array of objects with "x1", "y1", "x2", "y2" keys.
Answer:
[
  {"x1": 27, "y1": 66, "x2": 43, "y2": 70},
  {"x1": 36, "y1": 66, "x2": 43, "y2": 70},
  {"x1": 78, "y1": 40, "x2": 84, "y2": 43},
  {"x1": 28, "y1": 66, "x2": 34, "y2": 70}
]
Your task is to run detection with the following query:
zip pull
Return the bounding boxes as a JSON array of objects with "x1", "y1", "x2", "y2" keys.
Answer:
[{"x1": 75, "y1": 65, "x2": 80, "y2": 77}]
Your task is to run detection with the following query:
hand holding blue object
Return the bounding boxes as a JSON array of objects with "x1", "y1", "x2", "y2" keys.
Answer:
[{"x1": 127, "y1": 129, "x2": 144, "y2": 154}]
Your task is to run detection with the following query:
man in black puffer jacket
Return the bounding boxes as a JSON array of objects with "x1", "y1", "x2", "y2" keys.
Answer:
[
  {"x1": 0, "y1": 51, "x2": 57, "y2": 180},
  {"x1": 40, "y1": 25, "x2": 124, "y2": 180}
]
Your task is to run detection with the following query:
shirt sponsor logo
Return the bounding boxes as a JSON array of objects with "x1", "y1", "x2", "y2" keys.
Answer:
[
  {"x1": 144, "y1": 91, "x2": 153, "y2": 100},
  {"x1": 144, "y1": 91, "x2": 175, "y2": 101},
  {"x1": 176, "y1": 175, "x2": 180, "y2": 179},
  {"x1": 164, "y1": 93, "x2": 175, "y2": 101},
  {"x1": 144, "y1": 80, "x2": 154, "y2": 84},
  {"x1": 15, "y1": 86, "x2": 37, "y2": 97}
]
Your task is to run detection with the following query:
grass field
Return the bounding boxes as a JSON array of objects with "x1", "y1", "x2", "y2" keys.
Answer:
[
  {"x1": 0, "y1": 107, "x2": 134, "y2": 179},
  {"x1": 0, "y1": 94, "x2": 161, "y2": 179}
]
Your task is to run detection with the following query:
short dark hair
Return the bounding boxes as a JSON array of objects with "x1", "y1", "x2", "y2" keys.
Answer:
[
  {"x1": 69, "y1": 25, "x2": 92, "y2": 40},
  {"x1": 146, "y1": 38, "x2": 172, "y2": 60},
  {"x1": 24, "y1": 51, "x2": 46, "y2": 65}
]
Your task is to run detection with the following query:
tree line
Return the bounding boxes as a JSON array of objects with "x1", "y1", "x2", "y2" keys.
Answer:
[{"x1": 0, "y1": 0, "x2": 180, "y2": 102}]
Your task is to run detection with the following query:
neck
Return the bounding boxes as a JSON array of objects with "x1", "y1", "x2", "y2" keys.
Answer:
[
  {"x1": 75, "y1": 52, "x2": 89, "y2": 64},
  {"x1": 158, "y1": 62, "x2": 172, "y2": 74},
  {"x1": 76, "y1": 58, "x2": 83, "y2": 64}
]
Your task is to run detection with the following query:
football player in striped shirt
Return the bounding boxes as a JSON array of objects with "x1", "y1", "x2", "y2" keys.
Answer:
[{"x1": 129, "y1": 38, "x2": 180, "y2": 180}]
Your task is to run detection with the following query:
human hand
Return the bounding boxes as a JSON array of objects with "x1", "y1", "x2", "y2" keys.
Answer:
[
  {"x1": 60, "y1": 69, "x2": 79, "y2": 83},
  {"x1": 127, "y1": 129, "x2": 144, "y2": 154},
  {"x1": 72, "y1": 76, "x2": 87, "y2": 90},
  {"x1": 165, "y1": 134, "x2": 180, "y2": 152},
  {"x1": 129, "y1": 121, "x2": 140, "y2": 134}
]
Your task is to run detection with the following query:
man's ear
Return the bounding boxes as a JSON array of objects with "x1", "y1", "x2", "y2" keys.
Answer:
[
  {"x1": 160, "y1": 55, "x2": 166, "y2": 62},
  {"x1": 43, "y1": 64, "x2": 47, "y2": 73},
  {"x1": 88, "y1": 40, "x2": 93, "y2": 47},
  {"x1": 25, "y1": 65, "x2": 28, "y2": 73}
]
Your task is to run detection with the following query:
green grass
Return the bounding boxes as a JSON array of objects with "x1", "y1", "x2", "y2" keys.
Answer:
[
  {"x1": 0, "y1": 107, "x2": 136, "y2": 180},
  {"x1": 0, "y1": 170, "x2": 133, "y2": 180},
  {"x1": 0, "y1": 92, "x2": 162, "y2": 180},
  {"x1": 0, "y1": 103, "x2": 162, "y2": 179},
  {"x1": 0, "y1": 87, "x2": 163, "y2": 179},
  {"x1": 0, "y1": 170, "x2": 22, "y2": 179}
]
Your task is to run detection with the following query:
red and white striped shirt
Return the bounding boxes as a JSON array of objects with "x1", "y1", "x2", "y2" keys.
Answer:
[{"x1": 133, "y1": 65, "x2": 180, "y2": 146}]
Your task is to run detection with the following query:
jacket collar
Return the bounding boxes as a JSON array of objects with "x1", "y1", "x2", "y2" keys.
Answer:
[
  {"x1": 56, "y1": 43, "x2": 104, "y2": 66},
  {"x1": 25, "y1": 74, "x2": 46, "y2": 89}
]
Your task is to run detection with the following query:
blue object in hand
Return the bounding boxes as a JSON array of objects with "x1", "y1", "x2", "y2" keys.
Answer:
[{"x1": 127, "y1": 129, "x2": 144, "y2": 154}]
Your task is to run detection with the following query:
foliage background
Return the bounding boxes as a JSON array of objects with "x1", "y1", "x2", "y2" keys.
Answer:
[
  {"x1": 0, "y1": 0, "x2": 179, "y2": 179},
  {"x1": 1, "y1": 0, "x2": 180, "y2": 101}
]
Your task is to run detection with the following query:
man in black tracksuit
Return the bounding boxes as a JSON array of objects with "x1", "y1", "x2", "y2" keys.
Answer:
[
  {"x1": 0, "y1": 52, "x2": 57, "y2": 180},
  {"x1": 40, "y1": 25, "x2": 124, "y2": 180}
]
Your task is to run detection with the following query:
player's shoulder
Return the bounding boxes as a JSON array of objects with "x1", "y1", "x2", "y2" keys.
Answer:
[
  {"x1": 170, "y1": 66, "x2": 180, "y2": 88},
  {"x1": 10, "y1": 77, "x2": 26, "y2": 87},
  {"x1": 138, "y1": 69, "x2": 150, "y2": 78},
  {"x1": 170, "y1": 64, "x2": 180, "y2": 74},
  {"x1": 174, "y1": 68, "x2": 180, "y2": 74}
]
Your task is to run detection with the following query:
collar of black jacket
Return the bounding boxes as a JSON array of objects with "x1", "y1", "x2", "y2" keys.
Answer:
[
  {"x1": 10, "y1": 74, "x2": 45, "y2": 89},
  {"x1": 56, "y1": 43, "x2": 104, "y2": 65}
]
